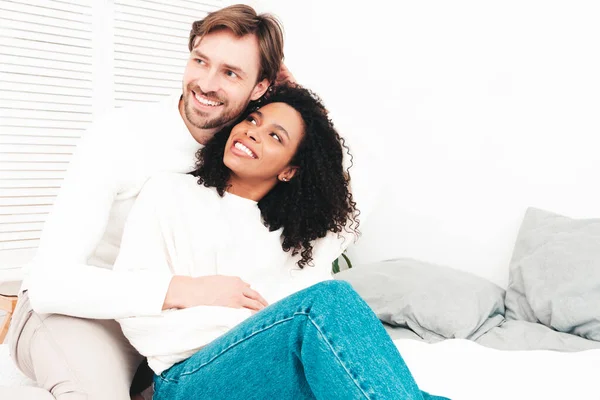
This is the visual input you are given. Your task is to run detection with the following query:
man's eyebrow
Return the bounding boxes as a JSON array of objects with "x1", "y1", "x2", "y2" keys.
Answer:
[
  {"x1": 192, "y1": 49, "x2": 209, "y2": 60},
  {"x1": 255, "y1": 110, "x2": 290, "y2": 140},
  {"x1": 192, "y1": 49, "x2": 247, "y2": 79},
  {"x1": 222, "y1": 63, "x2": 246, "y2": 79}
]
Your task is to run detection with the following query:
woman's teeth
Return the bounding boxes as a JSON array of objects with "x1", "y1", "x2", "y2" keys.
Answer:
[
  {"x1": 235, "y1": 142, "x2": 257, "y2": 158},
  {"x1": 194, "y1": 92, "x2": 222, "y2": 106}
]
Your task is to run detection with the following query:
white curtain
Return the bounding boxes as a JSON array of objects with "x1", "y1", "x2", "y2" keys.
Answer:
[{"x1": 0, "y1": 0, "x2": 223, "y2": 277}]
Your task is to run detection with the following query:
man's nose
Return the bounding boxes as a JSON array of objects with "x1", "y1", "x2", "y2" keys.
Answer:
[{"x1": 197, "y1": 69, "x2": 220, "y2": 94}]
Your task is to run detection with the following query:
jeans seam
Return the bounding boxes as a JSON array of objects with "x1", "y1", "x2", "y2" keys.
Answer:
[
  {"x1": 305, "y1": 315, "x2": 372, "y2": 400},
  {"x1": 162, "y1": 309, "x2": 409, "y2": 400},
  {"x1": 307, "y1": 316, "x2": 414, "y2": 400},
  {"x1": 162, "y1": 312, "x2": 304, "y2": 383}
]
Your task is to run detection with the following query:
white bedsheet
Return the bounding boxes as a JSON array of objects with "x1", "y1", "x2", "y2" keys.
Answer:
[
  {"x1": 3, "y1": 341, "x2": 600, "y2": 399},
  {"x1": 394, "y1": 338, "x2": 600, "y2": 399},
  {"x1": 0, "y1": 345, "x2": 36, "y2": 388}
]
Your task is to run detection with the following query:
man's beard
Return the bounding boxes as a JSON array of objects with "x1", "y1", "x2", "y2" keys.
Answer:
[{"x1": 184, "y1": 87, "x2": 248, "y2": 130}]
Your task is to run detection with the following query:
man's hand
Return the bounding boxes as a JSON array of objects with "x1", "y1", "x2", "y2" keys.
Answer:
[
  {"x1": 274, "y1": 63, "x2": 296, "y2": 86},
  {"x1": 163, "y1": 275, "x2": 269, "y2": 312}
]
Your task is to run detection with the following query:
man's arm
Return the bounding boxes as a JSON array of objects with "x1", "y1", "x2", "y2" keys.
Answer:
[{"x1": 27, "y1": 114, "x2": 172, "y2": 319}]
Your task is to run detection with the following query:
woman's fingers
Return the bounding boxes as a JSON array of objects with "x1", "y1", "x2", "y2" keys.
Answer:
[
  {"x1": 275, "y1": 63, "x2": 296, "y2": 85},
  {"x1": 243, "y1": 287, "x2": 269, "y2": 308},
  {"x1": 242, "y1": 297, "x2": 266, "y2": 312}
]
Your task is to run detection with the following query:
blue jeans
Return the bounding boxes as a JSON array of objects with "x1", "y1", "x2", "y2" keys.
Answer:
[{"x1": 154, "y1": 281, "x2": 449, "y2": 399}]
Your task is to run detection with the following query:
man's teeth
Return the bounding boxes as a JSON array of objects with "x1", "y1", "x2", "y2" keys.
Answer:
[
  {"x1": 194, "y1": 93, "x2": 222, "y2": 106},
  {"x1": 235, "y1": 142, "x2": 257, "y2": 158}
]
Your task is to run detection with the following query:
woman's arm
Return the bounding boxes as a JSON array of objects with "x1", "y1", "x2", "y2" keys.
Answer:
[
  {"x1": 114, "y1": 175, "x2": 254, "y2": 360},
  {"x1": 118, "y1": 305, "x2": 250, "y2": 361}
]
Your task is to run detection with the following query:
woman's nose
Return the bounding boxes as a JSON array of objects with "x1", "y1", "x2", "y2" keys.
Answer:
[{"x1": 246, "y1": 129, "x2": 261, "y2": 142}]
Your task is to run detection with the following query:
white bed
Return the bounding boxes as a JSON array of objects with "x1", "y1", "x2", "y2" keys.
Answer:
[
  {"x1": 0, "y1": 344, "x2": 36, "y2": 388},
  {"x1": 396, "y1": 338, "x2": 600, "y2": 399},
  {"x1": 4, "y1": 340, "x2": 600, "y2": 399}
]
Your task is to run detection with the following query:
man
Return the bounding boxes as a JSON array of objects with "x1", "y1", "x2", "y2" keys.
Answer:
[{"x1": 4, "y1": 5, "x2": 306, "y2": 399}]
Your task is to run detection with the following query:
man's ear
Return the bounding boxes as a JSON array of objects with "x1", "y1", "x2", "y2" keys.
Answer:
[
  {"x1": 250, "y1": 78, "x2": 270, "y2": 101},
  {"x1": 278, "y1": 166, "x2": 299, "y2": 182}
]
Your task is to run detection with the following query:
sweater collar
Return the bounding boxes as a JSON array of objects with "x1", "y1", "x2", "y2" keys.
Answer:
[{"x1": 223, "y1": 191, "x2": 259, "y2": 207}]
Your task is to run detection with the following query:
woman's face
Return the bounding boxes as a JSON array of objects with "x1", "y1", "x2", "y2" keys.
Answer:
[{"x1": 223, "y1": 102, "x2": 304, "y2": 182}]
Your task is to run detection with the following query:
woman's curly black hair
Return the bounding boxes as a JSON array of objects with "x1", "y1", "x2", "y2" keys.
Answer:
[{"x1": 190, "y1": 84, "x2": 359, "y2": 268}]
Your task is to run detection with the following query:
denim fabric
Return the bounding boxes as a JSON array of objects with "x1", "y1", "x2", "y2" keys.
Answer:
[{"x1": 154, "y1": 281, "x2": 450, "y2": 400}]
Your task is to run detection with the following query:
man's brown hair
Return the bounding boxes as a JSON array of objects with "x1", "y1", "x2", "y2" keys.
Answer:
[{"x1": 188, "y1": 4, "x2": 284, "y2": 84}]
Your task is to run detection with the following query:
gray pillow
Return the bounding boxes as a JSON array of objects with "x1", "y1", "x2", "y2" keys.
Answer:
[
  {"x1": 335, "y1": 258, "x2": 505, "y2": 342},
  {"x1": 504, "y1": 207, "x2": 600, "y2": 341}
]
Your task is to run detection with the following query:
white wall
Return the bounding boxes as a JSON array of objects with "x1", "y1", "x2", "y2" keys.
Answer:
[{"x1": 251, "y1": 0, "x2": 600, "y2": 287}]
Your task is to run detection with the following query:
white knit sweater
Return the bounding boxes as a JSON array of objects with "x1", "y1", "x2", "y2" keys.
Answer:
[{"x1": 115, "y1": 173, "x2": 337, "y2": 374}]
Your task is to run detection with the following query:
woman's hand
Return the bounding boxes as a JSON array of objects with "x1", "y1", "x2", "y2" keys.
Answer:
[
  {"x1": 275, "y1": 63, "x2": 296, "y2": 86},
  {"x1": 163, "y1": 275, "x2": 269, "y2": 311}
]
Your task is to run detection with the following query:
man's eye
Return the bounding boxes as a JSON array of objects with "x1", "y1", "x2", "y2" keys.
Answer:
[
  {"x1": 270, "y1": 133, "x2": 281, "y2": 142},
  {"x1": 226, "y1": 70, "x2": 238, "y2": 78},
  {"x1": 195, "y1": 59, "x2": 205, "y2": 65}
]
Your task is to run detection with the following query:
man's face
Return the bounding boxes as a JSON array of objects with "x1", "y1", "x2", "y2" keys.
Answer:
[{"x1": 182, "y1": 29, "x2": 269, "y2": 131}]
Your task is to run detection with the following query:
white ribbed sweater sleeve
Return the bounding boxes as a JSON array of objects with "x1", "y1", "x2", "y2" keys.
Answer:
[
  {"x1": 114, "y1": 176, "x2": 251, "y2": 373},
  {"x1": 26, "y1": 115, "x2": 172, "y2": 319}
]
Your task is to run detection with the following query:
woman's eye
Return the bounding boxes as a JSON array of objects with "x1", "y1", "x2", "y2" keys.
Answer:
[
  {"x1": 270, "y1": 133, "x2": 281, "y2": 142},
  {"x1": 246, "y1": 116, "x2": 257, "y2": 125}
]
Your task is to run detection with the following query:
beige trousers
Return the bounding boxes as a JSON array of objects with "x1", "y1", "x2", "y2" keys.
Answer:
[{"x1": 2, "y1": 291, "x2": 144, "y2": 400}]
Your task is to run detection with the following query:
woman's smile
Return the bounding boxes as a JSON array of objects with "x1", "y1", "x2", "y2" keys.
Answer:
[{"x1": 231, "y1": 140, "x2": 258, "y2": 159}]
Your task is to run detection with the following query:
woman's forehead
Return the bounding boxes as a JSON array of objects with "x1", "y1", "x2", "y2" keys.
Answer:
[
  {"x1": 257, "y1": 102, "x2": 304, "y2": 140},
  {"x1": 257, "y1": 102, "x2": 303, "y2": 125}
]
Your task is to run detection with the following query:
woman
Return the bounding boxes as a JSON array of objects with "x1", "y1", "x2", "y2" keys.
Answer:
[{"x1": 115, "y1": 84, "x2": 448, "y2": 399}]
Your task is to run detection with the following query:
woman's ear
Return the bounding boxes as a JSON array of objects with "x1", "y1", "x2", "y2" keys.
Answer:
[{"x1": 278, "y1": 166, "x2": 299, "y2": 182}]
